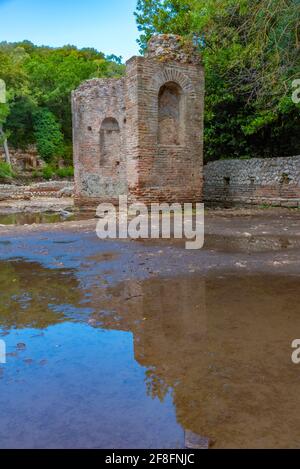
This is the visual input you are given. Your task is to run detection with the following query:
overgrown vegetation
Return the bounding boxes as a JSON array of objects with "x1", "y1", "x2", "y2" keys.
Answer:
[
  {"x1": 31, "y1": 165, "x2": 74, "y2": 181},
  {"x1": 0, "y1": 42, "x2": 125, "y2": 171},
  {"x1": 0, "y1": 161, "x2": 14, "y2": 180},
  {"x1": 135, "y1": 0, "x2": 300, "y2": 161}
]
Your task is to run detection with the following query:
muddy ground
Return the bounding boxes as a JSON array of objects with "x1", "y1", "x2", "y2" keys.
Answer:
[
  {"x1": 0, "y1": 206, "x2": 299, "y2": 277},
  {"x1": 0, "y1": 206, "x2": 299, "y2": 449}
]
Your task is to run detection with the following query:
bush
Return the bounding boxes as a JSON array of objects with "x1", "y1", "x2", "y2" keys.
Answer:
[
  {"x1": 0, "y1": 162, "x2": 14, "y2": 180},
  {"x1": 55, "y1": 166, "x2": 74, "y2": 179},
  {"x1": 42, "y1": 165, "x2": 54, "y2": 181},
  {"x1": 33, "y1": 109, "x2": 64, "y2": 163},
  {"x1": 32, "y1": 170, "x2": 40, "y2": 179}
]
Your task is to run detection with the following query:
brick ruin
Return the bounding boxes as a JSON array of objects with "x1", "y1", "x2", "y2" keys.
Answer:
[{"x1": 72, "y1": 34, "x2": 205, "y2": 207}]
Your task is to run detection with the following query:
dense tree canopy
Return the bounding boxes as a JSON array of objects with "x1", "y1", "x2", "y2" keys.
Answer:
[
  {"x1": 0, "y1": 41, "x2": 125, "y2": 165},
  {"x1": 135, "y1": 0, "x2": 300, "y2": 160}
]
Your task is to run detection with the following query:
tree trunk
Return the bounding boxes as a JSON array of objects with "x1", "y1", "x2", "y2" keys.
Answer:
[{"x1": 0, "y1": 125, "x2": 11, "y2": 166}]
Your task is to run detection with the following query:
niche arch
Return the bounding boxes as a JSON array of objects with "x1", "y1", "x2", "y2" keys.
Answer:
[
  {"x1": 158, "y1": 81, "x2": 184, "y2": 146},
  {"x1": 150, "y1": 67, "x2": 196, "y2": 96},
  {"x1": 100, "y1": 117, "x2": 121, "y2": 167}
]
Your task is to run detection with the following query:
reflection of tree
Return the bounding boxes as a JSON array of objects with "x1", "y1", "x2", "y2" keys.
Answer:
[
  {"x1": 0, "y1": 260, "x2": 81, "y2": 329},
  {"x1": 145, "y1": 366, "x2": 170, "y2": 402}
]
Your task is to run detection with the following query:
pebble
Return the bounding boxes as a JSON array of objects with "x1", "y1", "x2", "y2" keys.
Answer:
[{"x1": 16, "y1": 343, "x2": 26, "y2": 351}]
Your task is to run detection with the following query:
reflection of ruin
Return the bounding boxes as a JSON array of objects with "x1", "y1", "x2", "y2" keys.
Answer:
[
  {"x1": 87, "y1": 275, "x2": 300, "y2": 449},
  {"x1": 3, "y1": 255, "x2": 300, "y2": 448},
  {"x1": 72, "y1": 34, "x2": 204, "y2": 207},
  {"x1": 88, "y1": 276, "x2": 209, "y2": 436}
]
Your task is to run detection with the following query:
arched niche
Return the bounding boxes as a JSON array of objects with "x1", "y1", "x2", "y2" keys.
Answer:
[
  {"x1": 100, "y1": 117, "x2": 121, "y2": 167},
  {"x1": 158, "y1": 81, "x2": 184, "y2": 146}
]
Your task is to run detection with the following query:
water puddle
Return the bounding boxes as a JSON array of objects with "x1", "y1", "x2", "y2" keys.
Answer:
[
  {"x1": 205, "y1": 233, "x2": 300, "y2": 253},
  {"x1": 0, "y1": 257, "x2": 300, "y2": 448},
  {"x1": 0, "y1": 211, "x2": 94, "y2": 226}
]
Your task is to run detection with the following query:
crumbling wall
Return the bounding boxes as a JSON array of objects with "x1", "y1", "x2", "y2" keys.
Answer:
[
  {"x1": 126, "y1": 35, "x2": 204, "y2": 205},
  {"x1": 73, "y1": 34, "x2": 205, "y2": 207},
  {"x1": 72, "y1": 78, "x2": 127, "y2": 206},
  {"x1": 128, "y1": 53, "x2": 204, "y2": 203},
  {"x1": 204, "y1": 156, "x2": 300, "y2": 207},
  {"x1": 0, "y1": 181, "x2": 74, "y2": 201},
  {"x1": 0, "y1": 146, "x2": 45, "y2": 171}
]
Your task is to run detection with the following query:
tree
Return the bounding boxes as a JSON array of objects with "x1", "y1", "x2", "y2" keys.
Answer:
[
  {"x1": 0, "y1": 41, "x2": 125, "y2": 166},
  {"x1": 33, "y1": 109, "x2": 64, "y2": 164},
  {"x1": 5, "y1": 96, "x2": 36, "y2": 149},
  {"x1": 135, "y1": 0, "x2": 300, "y2": 160}
]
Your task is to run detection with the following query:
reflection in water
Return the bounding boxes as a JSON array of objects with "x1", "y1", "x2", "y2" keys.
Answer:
[
  {"x1": 89, "y1": 276, "x2": 300, "y2": 448},
  {"x1": 0, "y1": 212, "x2": 66, "y2": 226},
  {"x1": 205, "y1": 233, "x2": 300, "y2": 253},
  {"x1": 1, "y1": 259, "x2": 300, "y2": 448},
  {"x1": 0, "y1": 211, "x2": 93, "y2": 226},
  {"x1": 0, "y1": 261, "x2": 81, "y2": 329}
]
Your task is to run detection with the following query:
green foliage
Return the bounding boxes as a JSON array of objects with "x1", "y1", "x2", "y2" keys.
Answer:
[
  {"x1": 0, "y1": 103, "x2": 9, "y2": 127},
  {"x1": 42, "y1": 165, "x2": 54, "y2": 181},
  {"x1": 5, "y1": 96, "x2": 36, "y2": 149},
  {"x1": 0, "y1": 103, "x2": 10, "y2": 148},
  {"x1": 0, "y1": 161, "x2": 14, "y2": 179},
  {"x1": 33, "y1": 109, "x2": 64, "y2": 163},
  {"x1": 55, "y1": 166, "x2": 74, "y2": 179},
  {"x1": 135, "y1": 0, "x2": 300, "y2": 160},
  {"x1": 0, "y1": 42, "x2": 125, "y2": 161},
  {"x1": 31, "y1": 165, "x2": 73, "y2": 181}
]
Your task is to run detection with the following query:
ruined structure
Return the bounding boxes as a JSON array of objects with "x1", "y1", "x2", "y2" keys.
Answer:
[
  {"x1": 72, "y1": 35, "x2": 204, "y2": 207},
  {"x1": 204, "y1": 155, "x2": 300, "y2": 207}
]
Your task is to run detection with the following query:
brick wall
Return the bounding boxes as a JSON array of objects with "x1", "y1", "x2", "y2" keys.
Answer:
[
  {"x1": 72, "y1": 34, "x2": 205, "y2": 207},
  {"x1": 204, "y1": 156, "x2": 300, "y2": 207},
  {"x1": 126, "y1": 55, "x2": 204, "y2": 205}
]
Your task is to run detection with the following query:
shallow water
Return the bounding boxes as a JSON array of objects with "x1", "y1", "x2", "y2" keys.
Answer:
[
  {"x1": 0, "y1": 211, "x2": 93, "y2": 226},
  {"x1": 0, "y1": 253, "x2": 300, "y2": 448}
]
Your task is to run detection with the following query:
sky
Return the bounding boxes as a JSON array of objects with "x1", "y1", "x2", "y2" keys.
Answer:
[{"x1": 0, "y1": 0, "x2": 140, "y2": 60}]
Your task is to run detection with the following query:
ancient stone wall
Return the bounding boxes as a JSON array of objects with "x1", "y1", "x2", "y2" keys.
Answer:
[
  {"x1": 0, "y1": 181, "x2": 74, "y2": 201},
  {"x1": 204, "y1": 156, "x2": 300, "y2": 207},
  {"x1": 73, "y1": 34, "x2": 205, "y2": 207},
  {"x1": 0, "y1": 146, "x2": 45, "y2": 171},
  {"x1": 72, "y1": 78, "x2": 127, "y2": 206}
]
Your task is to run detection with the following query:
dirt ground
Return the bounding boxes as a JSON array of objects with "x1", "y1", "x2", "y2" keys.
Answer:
[{"x1": 0, "y1": 206, "x2": 299, "y2": 278}]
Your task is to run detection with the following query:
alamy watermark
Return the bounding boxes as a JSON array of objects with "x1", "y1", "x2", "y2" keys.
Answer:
[
  {"x1": 96, "y1": 196, "x2": 204, "y2": 250},
  {"x1": 292, "y1": 79, "x2": 300, "y2": 104},
  {"x1": 291, "y1": 339, "x2": 300, "y2": 364},
  {"x1": 0, "y1": 340, "x2": 6, "y2": 364}
]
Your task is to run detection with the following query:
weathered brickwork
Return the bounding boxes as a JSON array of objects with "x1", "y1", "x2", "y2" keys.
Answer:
[
  {"x1": 72, "y1": 35, "x2": 205, "y2": 207},
  {"x1": 204, "y1": 156, "x2": 300, "y2": 207}
]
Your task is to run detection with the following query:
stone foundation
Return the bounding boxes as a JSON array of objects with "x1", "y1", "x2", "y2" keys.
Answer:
[
  {"x1": 0, "y1": 181, "x2": 74, "y2": 201},
  {"x1": 0, "y1": 146, "x2": 45, "y2": 171}
]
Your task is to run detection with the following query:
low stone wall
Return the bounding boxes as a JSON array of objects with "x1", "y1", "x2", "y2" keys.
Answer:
[
  {"x1": 0, "y1": 181, "x2": 74, "y2": 201},
  {"x1": 204, "y1": 156, "x2": 300, "y2": 207}
]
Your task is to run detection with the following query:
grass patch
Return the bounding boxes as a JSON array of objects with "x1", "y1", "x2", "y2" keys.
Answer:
[{"x1": 0, "y1": 162, "x2": 14, "y2": 180}]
